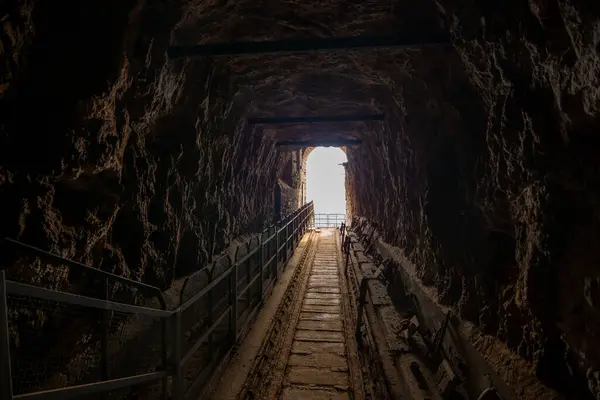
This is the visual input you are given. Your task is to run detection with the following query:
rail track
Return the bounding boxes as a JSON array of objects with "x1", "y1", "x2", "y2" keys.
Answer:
[{"x1": 239, "y1": 229, "x2": 363, "y2": 399}]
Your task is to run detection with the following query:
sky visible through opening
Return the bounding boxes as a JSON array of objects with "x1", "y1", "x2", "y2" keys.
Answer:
[{"x1": 306, "y1": 147, "x2": 347, "y2": 215}]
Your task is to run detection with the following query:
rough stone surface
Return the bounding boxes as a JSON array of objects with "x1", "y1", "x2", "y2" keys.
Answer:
[
  {"x1": 0, "y1": 0, "x2": 303, "y2": 291},
  {"x1": 343, "y1": 3, "x2": 600, "y2": 399},
  {"x1": 1, "y1": 0, "x2": 600, "y2": 398}
]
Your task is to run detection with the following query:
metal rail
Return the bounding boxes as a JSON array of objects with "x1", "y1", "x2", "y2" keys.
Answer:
[
  {"x1": 0, "y1": 202, "x2": 314, "y2": 400},
  {"x1": 314, "y1": 213, "x2": 346, "y2": 228},
  {"x1": 0, "y1": 238, "x2": 167, "y2": 309}
]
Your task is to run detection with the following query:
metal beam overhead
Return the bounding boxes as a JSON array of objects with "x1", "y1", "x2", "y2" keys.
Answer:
[
  {"x1": 249, "y1": 114, "x2": 384, "y2": 125},
  {"x1": 275, "y1": 139, "x2": 362, "y2": 148},
  {"x1": 168, "y1": 33, "x2": 450, "y2": 59}
]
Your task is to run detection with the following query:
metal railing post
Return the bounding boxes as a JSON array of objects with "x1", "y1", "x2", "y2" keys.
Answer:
[
  {"x1": 288, "y1": 220, "x2": 292, "y2": 255},
  {"x1": 230, "y1": 266, "x2": 238, "y2": 343},
  {"x1": 258, "y1": 238, "x2": 264, "y2": 302},
  {"x1": 245, "y1": 254, "x2": 251, "y2": 310},
  {"x1": 284, "y1": 223, "x2": 288, "y2": 262},
  {"x1": 172, "y1": 313, "x2": 184, "y2": 399},
  {"x1": 0, "y1": 271, "x2": 14, "y2": 400},
  {"x1": 291, "y1": 217, "x2": 295, "y2": 247},
  {"x1": 271, "y1": 228, "x2": 276, "y2": 280},
  {"x1": 101, "y1": 277, "x2": 110, "y2": 382},
  {"x1": 275, "y1": 225, "x2": 280, "y2": 278},
  {"x1": 208, "y1": 277, "x2": 214, "y2": 360},
  {"x1": 161, "y1": 318, "x2": 169, "y2": 400},
  {"x1": 294, "y1": 216, "x2": 298, "y2": 245}
]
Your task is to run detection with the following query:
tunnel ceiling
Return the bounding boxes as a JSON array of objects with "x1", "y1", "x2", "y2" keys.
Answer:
[
  {"x1": 1, "y1": 0, "x2": 600, "y2": 399},
  {"x1": 171, "y1": 0, "x2": 452, "y2": 147}
]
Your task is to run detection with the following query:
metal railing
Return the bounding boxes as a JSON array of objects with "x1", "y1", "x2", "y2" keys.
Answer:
[
  {"x1": 0, "y1": 202, "x2": 314, "y2": 400},
  {"x1": 313, "y1": 213, "x2": 346, "y2": 228}
]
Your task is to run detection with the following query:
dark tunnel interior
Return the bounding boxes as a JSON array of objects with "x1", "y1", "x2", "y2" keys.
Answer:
[{"x1": 1, "y1": 1, "x2": 600, "y2": 399}]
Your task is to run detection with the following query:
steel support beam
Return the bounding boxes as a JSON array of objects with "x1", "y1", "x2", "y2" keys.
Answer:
[
  {"x1": 168, "y1": 33, "x2": 450, "y2": 59},
  {"x1": 275, "y1": 139, "x2": 361, "y2": 148},
  {"x1": 249, "y1": 114, "x2": 384, "y2": 125}
]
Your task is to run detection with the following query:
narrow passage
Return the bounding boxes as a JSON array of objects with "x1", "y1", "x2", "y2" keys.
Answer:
[
  {"x1": 280, "y1": 230, "x2": 359, "y2": 399},
  {"x1": 221, "y1": 229, "x2": 363, "y2": 400}
]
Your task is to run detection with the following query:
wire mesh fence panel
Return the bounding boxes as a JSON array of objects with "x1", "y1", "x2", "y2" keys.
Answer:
[
  {"x1": 211, "y1": 276, "x2": 230, "y2": 329},
  {"x1": 277, "y1": 226, "x2": 285, "y2": 269},
  {"x1": 3, "y1": 251, "x2": 77, "y2": 294},
  {"x1": 180, "y1": 294, "x2": 210, "y2": 356},
  {"x1": 3, "y1": 249, "x2": 161, "y2": 310},
  {"x1": 248, "y1": 236, "x2": 260, "y2": 255},
  {"x1": 212, "y1": 310, "x2": 232, "y2": 361},
  {"x1": 104, "y1": 312, "x2": 167, "y2": 400},
  {"x1": 211, "y1": 256, "x2": 232, "y2": 288},
  {"x1": 236, "y1": 277, "x2": 250, "y2": 324},
  {"x1": 248, "y1": 265, "x2": 261, "y2": 316},
  {"x1": 105, "y1": 384, "x2": 164, "y2": 400},
  {"x1": 249, "y1": 252, "x2": 260, "y2": 285},
  {"x1": 266, "y1": 231, "x2": 276, "y2": 269},
  {"x1": 106, "y1": 313, "x2": 165, "y2": 379},
  {"x1": 237, "y1": 268, "x2": 260, "y2": 331},
  {"x1": 181, "y1": 307, "x2": 231, "y2": 399},
  {"x1": 262, "y1": 235, "x2": 276, "y2": 293},
  {"x1": 180, "y1": 268, "x2": 211, "y2": 305},
  {"x1": 6, "y1": 291, "x2": 169, "y2": 399},
  {"x1": 263, "y1": 262, "x2": 275, "y2": 292},
  {"x1": 180, "y1": 274, "x2": 230, "y2": 357},
  {"x1": 288, "y1": 228, "x2": 294, "y2": 254},
  {"x1": 181, "y1": 338, "x2": 211, "y2": 395},
  {"x1": 7, "y1": 294, "x2": 104, "y2": 395},
  {"x1": 235, "y1": 243, "x2": 249, "y2": 264},
  {"x1": 106, "y1": 281, "x2": 149, "y2": 308},
  {"x1": 236, "y1": 260, "x2": 250, "y2": 303},
  {"x1": 1, "y1": 202, "x2": 314, "y2": 400}
]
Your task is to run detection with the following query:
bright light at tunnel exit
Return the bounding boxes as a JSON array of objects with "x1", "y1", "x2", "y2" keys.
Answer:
[{"x1": 306, "y1": 147, "x2": 347, "y2": 215}]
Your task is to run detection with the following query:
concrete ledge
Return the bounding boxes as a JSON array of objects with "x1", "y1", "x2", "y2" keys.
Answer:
[{"x1": 350, "y1": 217, "x2": 547, "y2": 400}]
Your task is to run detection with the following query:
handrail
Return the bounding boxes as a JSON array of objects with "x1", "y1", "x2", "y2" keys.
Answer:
[
  {"x1": 12, "y1": 372, "x2": 168, "y2": 400},
  {"x1": 313, "y1": 213, "x2": 346, "y2": 228},
  {"x1": 0, "y1": 238, "x2": 167, "y2": 309},
  {"x1": 6, "y1": 281, "x2": 173, "y2": 318},
  {"x1": 179, "y1": 201, "x2": 314, "y2": 306},
  {"x1": 173, "y1": 201, "x2": 313, "y2": 398},
  {"x1": 180, "y1": 307, "x2": 232, "y2": 366},
  {"x1": 1, "y1": 202, "x2": 314, "y2": 400},
  {"x1": 177, "y1": 267, "x2": 232, "y2": 313}
]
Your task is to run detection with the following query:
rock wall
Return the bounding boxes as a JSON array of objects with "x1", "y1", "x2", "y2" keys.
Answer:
[
  {"x1": 277, "y1": 150, "x2": 302, "y2": 219},
  {"x1": 346, "y1": 1, "x2": 600, "y2": 398},
  {"x1": 1, "y1": 0, "x2": 600, "y2": 398},
  {"x1": 0, "y1": 0, "x2": 290, "y2": 291}
]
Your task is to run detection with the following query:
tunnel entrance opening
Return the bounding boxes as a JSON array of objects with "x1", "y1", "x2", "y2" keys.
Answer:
[{"x1": 305, "y1": 147, "x2": 347, "y2": 228}]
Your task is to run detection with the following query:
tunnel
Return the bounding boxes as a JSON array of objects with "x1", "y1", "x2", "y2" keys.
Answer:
[{"x1": 1, "y1": 1, "x2": 600, "y2": 399}]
